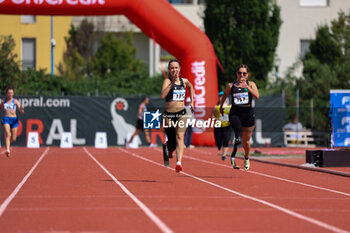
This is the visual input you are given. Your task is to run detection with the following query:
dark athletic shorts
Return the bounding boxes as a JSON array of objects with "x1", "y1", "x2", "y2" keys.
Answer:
[
  {"x1": 163, "y1": 108, "x2": 187, "y2": 123},
  {"x1": 229, "y1": 106, "x2": 255, "y2": 127},
  {"x1": 136, "y1": 118, "x2": 144, "y2": 131}
]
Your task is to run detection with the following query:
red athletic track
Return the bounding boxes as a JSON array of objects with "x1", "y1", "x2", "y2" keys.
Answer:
[{"x1": 0, "y1": 147, "x2": 350, "y2": 233}]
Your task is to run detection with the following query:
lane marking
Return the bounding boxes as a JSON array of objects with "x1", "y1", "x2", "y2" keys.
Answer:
[
  {"x1": 7, "y1": 207, "x2": 350, "y2": 212},
  {"x1": 9, "y1": 195, "x2": 348, "y2": 200},
  {"x1": 0, "y1": 147, "x2": 50, "y2": 217},
  {"x1": 83, "y1": 147, "x2": 173, "y2": 233},
  {"x1": 5, "y1": 207, "x2": 273, "y2": 211},
  {"x1": 155, "y1": 148, "x2": 350, "y2": 197},
  {"x1": 183, "y1": 152, "x2": 350, "y2": 197},
  {"x1": 121, "y1": 148, "x2": 350, "y2": 233}
]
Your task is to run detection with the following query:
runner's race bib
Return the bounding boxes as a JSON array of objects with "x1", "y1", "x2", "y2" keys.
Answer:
[
  {"x1": 233, "y1": 92, "x2": 249, "y2": 105},
  {"x1": 220, "y1": 114, "x2": 229, "y2": 122},
  {"x1": 173, "y1": 89, "x2": 185, "y2": 101}
]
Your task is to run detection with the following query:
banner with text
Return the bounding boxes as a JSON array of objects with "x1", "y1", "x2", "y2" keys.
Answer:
[
  {"x1": 0, "y1": 95, "x2": 284, "y2": 147},
  {"x1": 330, "y1": 90, "x2": 350, "y2": 147}
]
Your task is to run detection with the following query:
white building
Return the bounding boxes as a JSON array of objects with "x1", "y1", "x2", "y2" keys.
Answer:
[
  {"x1": 72, "y1": 0, "x2": 350, "y2": 79},
  {"x1": 276, "y1": 0, "x2": 350, "y2": 78}
]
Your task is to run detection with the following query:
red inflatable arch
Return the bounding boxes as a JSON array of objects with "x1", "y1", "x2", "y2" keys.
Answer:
[{"x1": 0, "y1": 0, "x2": 218, "y2": 146}]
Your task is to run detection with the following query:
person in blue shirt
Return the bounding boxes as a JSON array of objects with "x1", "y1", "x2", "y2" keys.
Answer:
[{"x1": 0, "y1": 87, "x2": 24, "y2": 157}]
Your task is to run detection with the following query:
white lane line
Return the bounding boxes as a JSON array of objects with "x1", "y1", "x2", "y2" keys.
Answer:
[
  {"x1": 159, "y1": 148, "x2": 350, "y2": 197},
  {"x1": 182, "y1": 152, "x2": 350, "y2": 197},
  {"x1": 83, "y1": 147, "x2": 173, "y2": 233},
  {"x1": 7, "y1": 207, "x2": 350, "y2": 212},
  {"x1": 0, "y1": 147, "x2": 50, "y2": 217},
  {"x1": 9, "y1": 195, "x2": 348, "y2": 200},
  {"x1": 121, "y1": 148, "x2": 350, "y2": 233},
  {"x1": 5, "y1": 207, "x2": 273, "y2": 211}
]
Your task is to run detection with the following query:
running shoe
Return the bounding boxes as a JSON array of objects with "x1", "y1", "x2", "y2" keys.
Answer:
[
  {"x1": 221, "y1": 153, "x2": 226, "y2": 161},
  {"x1": 162, "y1": 143, "x2": 169, "y2": 167},
  {"x1": 244, "y1": 158, "x2": 250, "y2": 171},
  {"x1": 175, "y1": 163, "x2": 183, "y2": 173},
  {"x1": 5, "y1": 150, "x2": 10, "y2": 157},
  {"x1": 230, "y1": 157, "x2": 240, "y2": 169}
]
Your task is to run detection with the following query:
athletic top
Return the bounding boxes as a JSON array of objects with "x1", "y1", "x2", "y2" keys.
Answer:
[
  {"x1": 165, "y1": 78, "x2": 186, "y2": 102},
  {"x1": 214, "y1": 105, "x2": 231, "y2": 127},
  {"x1": 3, "y1": 98, "x2": 16, "y2": 111},
  {"x1": 230, "y1": 81, "x2": 253, "y2": 107},
  {"x1": 138, "y1": 103, "x2": 147, "y2": 120}
]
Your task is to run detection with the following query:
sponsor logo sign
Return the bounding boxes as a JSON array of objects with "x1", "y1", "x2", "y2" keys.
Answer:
[
  {"x1": 1, "y1": 0, "x2": 105, "y2": 5},
  {"x1": 143, "y1": 110, "x2": 162, "y2": 129}
]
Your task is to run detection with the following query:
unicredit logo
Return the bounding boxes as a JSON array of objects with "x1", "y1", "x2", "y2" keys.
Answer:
[{"x1": 8, "y1": 0, "x2": 105, "y2": 5}]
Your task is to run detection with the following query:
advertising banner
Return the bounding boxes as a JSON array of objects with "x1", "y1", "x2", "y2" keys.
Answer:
[
  {"x1": 0, "y1": 95, "x2": 284, "y2": 147},
  {"x1": 0, "y1": 96, "x2": 165, "y2": 147},
  {"x1": 330, "y1": 90, "x2": 350, "y2": 147}
]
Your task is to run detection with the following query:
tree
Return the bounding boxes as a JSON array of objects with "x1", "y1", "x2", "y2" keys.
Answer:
[
  {"x1": 0, "y1": 21, "x2": 159, "y2": 96},
  {"x1": 15, "y1": 69, "x2": 65, "y2": 95},
  {"x1": 91, "y1": 32, "x2": 145, "y2": 78},
  {"x1": 300, "y1": 11, "x2": 350, "y2": 131},
  {"x1": 0, "y1": 35, "x2": 20, "y2": 92},
  {"x1": 204, "y1": 0, "x2": 282, "y2": 89},
  {"x1": 58, "y1": 19, "x2": 95, "y2": 79},
  {"x1": 59, "y1": 20, "x2": 146, "y2": 81}
]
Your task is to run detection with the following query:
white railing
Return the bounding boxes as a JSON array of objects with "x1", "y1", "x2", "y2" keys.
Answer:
[{"x1": 284, "y1": 129, "x2": 317, "y2": 148}]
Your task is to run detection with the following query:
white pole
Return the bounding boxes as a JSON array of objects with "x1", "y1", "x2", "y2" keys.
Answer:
[{"x1": 296, "y1": 89, "x2": 299, "y2": 147}]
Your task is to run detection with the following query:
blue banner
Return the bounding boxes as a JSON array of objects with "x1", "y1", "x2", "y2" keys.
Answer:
[{"x1": 330, "y1": 90, "x2": 350, "y2": 147}]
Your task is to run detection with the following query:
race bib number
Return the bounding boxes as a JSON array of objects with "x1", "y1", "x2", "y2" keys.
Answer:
[
  {"x1": 173, "y1": 89, "x2": 185, "y2": 101},
  {"x1": 220, "y1": 114, "x2": 229, "y2": 122},
  {"x1": 233, "y1": 92, "x2": 249, "y2": 105}
]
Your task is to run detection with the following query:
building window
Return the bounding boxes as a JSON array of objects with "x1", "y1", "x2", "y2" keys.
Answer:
[
  {"x1": 22, "y1": 38, "x2": 36, "y2": 70},
  {"x1": 300, "y1": 0, "x2": 329, "y2": 7},
  {"x1": 21, "y1": 15, "x2": 36, "y2": 24},
  {"x1": 300, "y1": 40, "x2": 311, "y2": 57}
]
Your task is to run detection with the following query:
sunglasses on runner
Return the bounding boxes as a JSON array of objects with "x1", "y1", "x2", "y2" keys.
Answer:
[{"x1": 237, "y1": 71, "x2": 248, "y2": 76}]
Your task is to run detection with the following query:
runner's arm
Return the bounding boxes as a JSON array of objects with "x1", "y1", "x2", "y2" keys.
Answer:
[
  {"x1": 160, "y1": 78, "x2": 173, "y2": 99},
  {"x1": 185, "y1": 78, "x2": 194, "y2": 111},
  {"x1": 15, "y1": 99, "x2": 24, "y2": 114}
]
